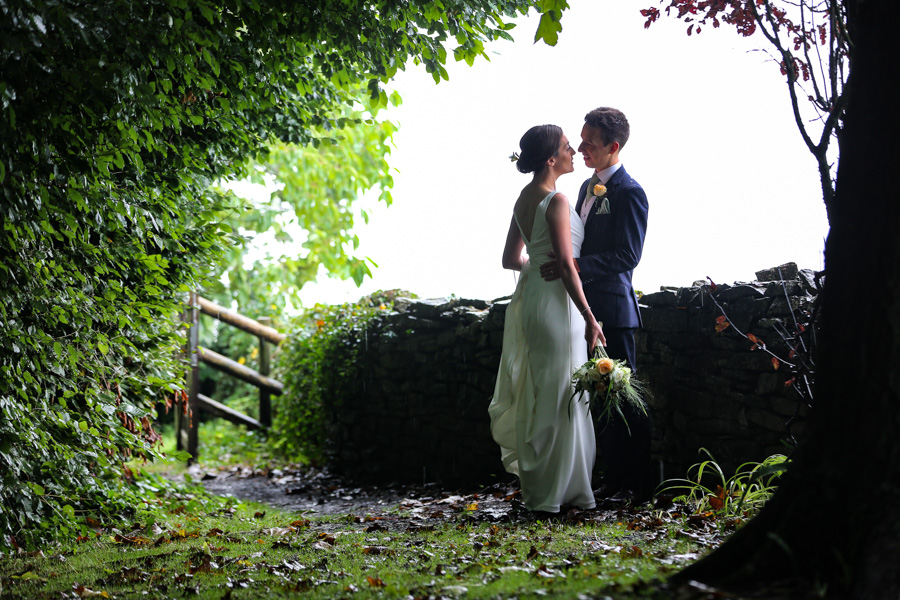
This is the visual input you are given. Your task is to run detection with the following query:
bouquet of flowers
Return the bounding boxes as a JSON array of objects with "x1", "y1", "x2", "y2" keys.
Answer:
[{"x1": 570, "y1": 345, "x2": 648, "y2": 432}]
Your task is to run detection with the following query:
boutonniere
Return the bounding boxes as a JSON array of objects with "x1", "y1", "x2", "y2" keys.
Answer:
[{"x1": 591, "y1": 183, "x2": 611, "y2": 215}]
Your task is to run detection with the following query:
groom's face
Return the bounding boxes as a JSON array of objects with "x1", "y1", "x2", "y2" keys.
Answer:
[{"x1": 578, "y1": 124, "x2": 617, "y2": 172}]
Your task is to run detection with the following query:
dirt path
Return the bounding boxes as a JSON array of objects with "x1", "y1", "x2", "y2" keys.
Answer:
[
  {"x1": 193, "y1": 464, "x2": 441, "y2": 516},
  {"x1": 189, "y1": 465, "x2": 633, "y2": 530}
]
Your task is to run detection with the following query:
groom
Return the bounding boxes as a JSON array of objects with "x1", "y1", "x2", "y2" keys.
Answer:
[{"x1": 541, "y1": 107, "x2": 652, "y2": 503}]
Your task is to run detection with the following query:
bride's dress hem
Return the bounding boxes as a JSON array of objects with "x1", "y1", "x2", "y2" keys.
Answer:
[{"x1": 526, "y1": 500, "x2": 597, "y2": 513}]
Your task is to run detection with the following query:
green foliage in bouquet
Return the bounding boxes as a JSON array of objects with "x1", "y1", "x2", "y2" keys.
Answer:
[
  {"x1": 271, "y1": 291, "x2": 412, "y2": 464},
  {"x1": 570, "y1": 345, "x2": 648, "y2": 432}
]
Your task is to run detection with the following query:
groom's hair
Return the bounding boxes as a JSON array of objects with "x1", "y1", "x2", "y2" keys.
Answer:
[
  {"x1": 516, "y1": 124, "x2": 563, "y2": 174},
  {"x1": 585, "y1": 107, "x2": 630, "y2": 149}
]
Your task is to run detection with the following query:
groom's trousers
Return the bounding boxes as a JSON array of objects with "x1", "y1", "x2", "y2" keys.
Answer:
[{"x1": 596, "y1": 326, "x2": 654, "y2": 497}]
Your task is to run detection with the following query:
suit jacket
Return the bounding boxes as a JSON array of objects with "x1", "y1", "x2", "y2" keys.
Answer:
[{"x1": 574, "y1": 166, "x2": 648, "y2": 329}]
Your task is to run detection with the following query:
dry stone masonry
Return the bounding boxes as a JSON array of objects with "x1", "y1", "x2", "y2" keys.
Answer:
[{"x1": 325, "y1": 263, "x2": 818, "y2": 487}]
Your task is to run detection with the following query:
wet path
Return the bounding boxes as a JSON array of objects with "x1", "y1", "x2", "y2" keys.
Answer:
[{"x1": 191, "y1": 465, "x2": 630, "y2": 529}]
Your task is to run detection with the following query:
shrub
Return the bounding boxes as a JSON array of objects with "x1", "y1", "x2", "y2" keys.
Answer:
[{"x1": 271, "y1": 291, "x2": 411, "y2": 464}]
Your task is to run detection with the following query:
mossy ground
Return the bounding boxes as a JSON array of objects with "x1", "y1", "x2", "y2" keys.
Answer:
[{"x1": 0, "y1": 422, "x2": 752, "y2": 599}]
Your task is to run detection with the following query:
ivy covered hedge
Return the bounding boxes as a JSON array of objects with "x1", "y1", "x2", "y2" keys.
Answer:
[
  {"x1": 1, "y1": 0, "x2": 561, "y2": 551},
  {"x1": 0, "y1": 1, "x2": 238, "y2": 550},
  {"x1": 272, "y1": 291, "x2": 412, "y2": 464}
]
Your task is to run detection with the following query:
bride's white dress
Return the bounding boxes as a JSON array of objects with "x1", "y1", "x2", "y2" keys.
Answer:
[{"x1": 488, "y1": 191, "x2": 596, "y2": 512}]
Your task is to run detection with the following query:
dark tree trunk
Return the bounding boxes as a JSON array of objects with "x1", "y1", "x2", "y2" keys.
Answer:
[{"x1": 671, "y1": 0, "x2": 900, "y2": 597}]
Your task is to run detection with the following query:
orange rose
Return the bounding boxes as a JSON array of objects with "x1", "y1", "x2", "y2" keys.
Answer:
[{"x1": 595, "y1": 358, "x2": 615, "y2": 375}]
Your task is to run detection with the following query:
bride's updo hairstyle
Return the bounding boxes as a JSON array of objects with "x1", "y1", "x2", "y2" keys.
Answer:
[{"x1": 515, "y1": 124, "x2": 563, "y2": 174}]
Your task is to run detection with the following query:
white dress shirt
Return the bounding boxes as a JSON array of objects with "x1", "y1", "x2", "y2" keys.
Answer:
[{"x1": 579, "y1": 162, "x2": 623, "y2": 224}]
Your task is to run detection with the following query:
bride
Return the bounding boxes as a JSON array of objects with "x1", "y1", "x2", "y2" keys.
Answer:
[{"x1": 488, "y1": 124, "x2": 604, "y2": 512}]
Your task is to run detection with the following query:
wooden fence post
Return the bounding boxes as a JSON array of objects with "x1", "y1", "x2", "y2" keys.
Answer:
[
  {"x1": 184, "y1": 292, "x2": 200, "y2": 461},
  {"x1": 258, "y1": 316, "x2": 272, "y2": 428},
  {"x1": 176, "y1": 299, "x2": 191, "y2": 453}
]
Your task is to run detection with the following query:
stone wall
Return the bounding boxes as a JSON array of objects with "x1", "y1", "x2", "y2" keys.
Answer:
[
  {"x1": 326, "y1": 263, "x2": 818, "y2": 487},
  {"x1": 326, "y1": 297, "x2": 508, "y2": 486},
  {"x1": 636, "y1": 262, "x2": 818, "y2": 480}
]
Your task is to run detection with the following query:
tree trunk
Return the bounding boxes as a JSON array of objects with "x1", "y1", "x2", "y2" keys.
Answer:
[{"x1": 671, "y1": 0, "x2": 900, "y2": 596}]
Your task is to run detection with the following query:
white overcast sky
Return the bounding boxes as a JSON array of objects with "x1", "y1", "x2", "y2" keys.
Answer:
[{"x1": 263, "y1": 2, "x2": 831, "y2": 307}]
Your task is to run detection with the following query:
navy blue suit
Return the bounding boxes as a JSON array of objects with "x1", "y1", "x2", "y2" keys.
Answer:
[{"x1": 574, "y1": 165, "x2": 653, "y2": 497}]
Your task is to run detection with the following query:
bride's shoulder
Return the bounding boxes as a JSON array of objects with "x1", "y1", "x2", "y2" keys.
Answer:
[
  {"x1": 544, "y1": 191, "x2": 571, "y2": 217},
  {"x1": 547, "y1": 191, "x2": 569, "y2": 205}
]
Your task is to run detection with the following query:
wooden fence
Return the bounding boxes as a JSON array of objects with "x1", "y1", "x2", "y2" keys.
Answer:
[{"x1": 175, "y1": 293, "x2": 285, "y2": 460}]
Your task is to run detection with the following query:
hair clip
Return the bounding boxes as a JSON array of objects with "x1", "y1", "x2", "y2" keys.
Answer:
[{"x1": 509, "y1": 152, "x2": 520, "y2": 162}]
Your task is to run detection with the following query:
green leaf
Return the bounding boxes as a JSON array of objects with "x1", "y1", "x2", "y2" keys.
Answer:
[
  {"x1": 535, "y1": 10, "x2": 565, "y2": 46},
  {"x1": 166, "y1": 449, "x2": 193, "y2": 462}
]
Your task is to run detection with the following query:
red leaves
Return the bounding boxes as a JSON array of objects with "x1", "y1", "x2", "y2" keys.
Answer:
[
  {"x1": 771, "y1": 357, "x2": 781, "y2": 370},
  {"x1": 641, "y1": 7, "x2": 660, "y2": 28},
  {"x1": 747, "y1": 333, "x2": 767, "y2": 352},
  {"x1": 707, "y1": 485, "x2": 726, "y2": 511},
  {"x1": 141, "y1": 416, "x2": 163, "y2": 445},
  {"x1": 643, "y1": 0, "x2": 756, "y2": 36},
  {"x1": 116, "y1": 411, "x2": 138, "y2": 434},
  {"x1": 714, "y1": 315, "x2": 730, "y2": 333}
]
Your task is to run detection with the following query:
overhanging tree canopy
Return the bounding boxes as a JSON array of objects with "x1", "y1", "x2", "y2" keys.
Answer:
[{"x1": 0, "y1": 0, "x2": 563, "y2": 550}]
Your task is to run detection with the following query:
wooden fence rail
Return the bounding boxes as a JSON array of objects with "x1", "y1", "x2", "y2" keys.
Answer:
[{"x1": 175, "y1": 293, "x2": 285, "y2": 460}]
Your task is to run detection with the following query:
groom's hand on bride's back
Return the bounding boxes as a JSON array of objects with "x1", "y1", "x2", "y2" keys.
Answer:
[{"x1": 540, "y1": 252, "x2": 560, "y2": 281}]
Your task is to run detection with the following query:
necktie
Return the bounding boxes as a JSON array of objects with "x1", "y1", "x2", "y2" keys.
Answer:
[{"x1": 580, "y1": 173, "x2": 600, "y2": 224}]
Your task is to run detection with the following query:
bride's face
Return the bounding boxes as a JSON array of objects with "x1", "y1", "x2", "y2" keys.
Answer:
[{"x1": 554, "y1": 135, "x2": 576, "y2": 174}]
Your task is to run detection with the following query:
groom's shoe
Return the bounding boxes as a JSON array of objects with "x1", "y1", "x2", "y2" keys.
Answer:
[
  {"x1": 607, "y1": 488, "x2": 652, "y2": 505},
  {"x1": 593, "y1": 483, "x2": 621, "y2": 499}
]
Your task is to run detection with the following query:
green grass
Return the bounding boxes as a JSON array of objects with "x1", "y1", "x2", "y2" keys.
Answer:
[
  {"x1": 0, "y1": 480, "x2": 710, "y2": 599},
  {"x1": 2, "y1": 430, "x2": 776, "y2": 598}
]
